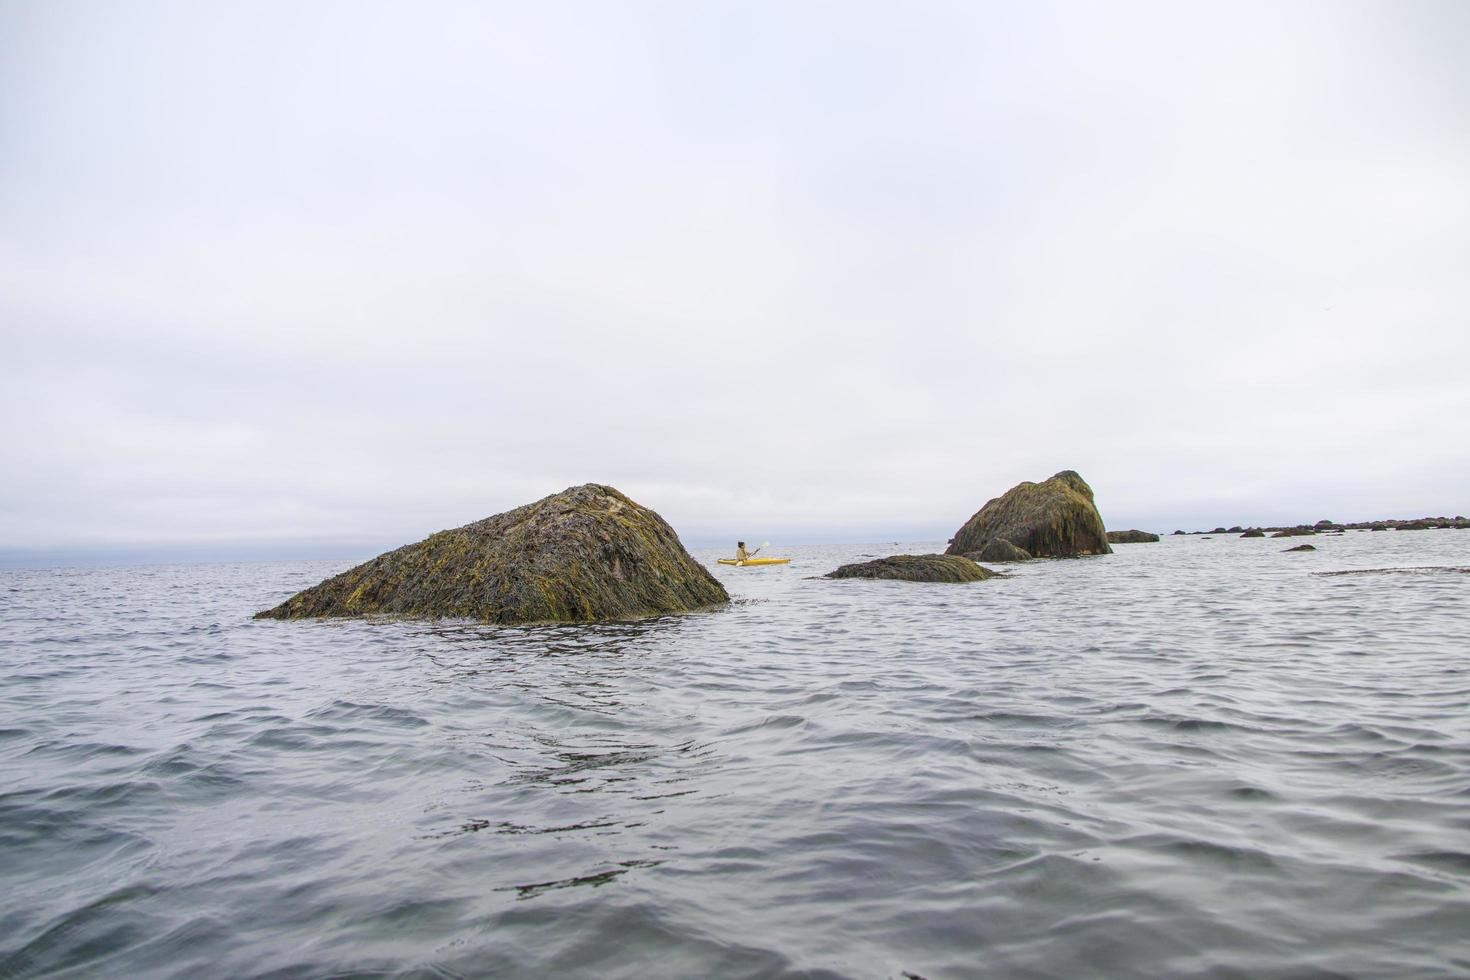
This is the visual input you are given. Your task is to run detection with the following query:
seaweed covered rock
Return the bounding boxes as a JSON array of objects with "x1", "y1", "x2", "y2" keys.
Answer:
[
  {"x1": 1284, "y1": 544, "x2": 1317, "y2": 552},
  {"x1": 825, "y1": 554, "x2": 998, "y2": 583},
  {"x1": 1106, "y1": 529, "x2": 1160, "y2": 544},
  {"x1": 945, "y1": 470, "x2": 1111, "y2": 559},
  {"x1": 255, "y1": 484, "x2": 728, "y2": 624},
  {"x1": 968, "y1": 539, "x2": 1032, "y2": 562}
]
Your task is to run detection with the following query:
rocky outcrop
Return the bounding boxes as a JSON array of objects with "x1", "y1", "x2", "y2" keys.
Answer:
[
  {"x1": 968, "y1": 539, "x2": 1032, "y2": 562},
  {"x1": 1186, "y1": 516, "x2": 1469, "y2": 534},
  {"x1": 1106, "y1": 529, "x2": 1160, "y2": 544},
  {"x1": 1284, "y1": 544, "x2": 1317, "y2": 552},
  {"x1": 255, "y1": 484, "x2": 728, "y2": 624},
  {"x1": 825, "y1": 554, "x2": 998, "y2": 583},
  {"x1": 1240, "y1": 529, "x2": 1265, "y2": 538},
  {"x1": 945, "y1": 470, "x2": 1111, "y2": 559}
]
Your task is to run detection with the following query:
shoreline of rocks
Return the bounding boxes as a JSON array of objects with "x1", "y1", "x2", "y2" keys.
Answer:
[
  {"x1": 256, "y1": 469, "x2": 1457, "y2": 623},
  {"x1": 1170, "y1": 517, "x2": 1470, "y2": 537}
]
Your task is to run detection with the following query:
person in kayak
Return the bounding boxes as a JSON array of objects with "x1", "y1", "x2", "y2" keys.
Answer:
[{"x1": 736, "y1": 541, "x2": 760, "y2": 561}]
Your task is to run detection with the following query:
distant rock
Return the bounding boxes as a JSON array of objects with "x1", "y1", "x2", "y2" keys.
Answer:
[
  {"x1": 1284, "y1": 544, "x2": 1317, "y2": 552},
  {"x1": 1240, "y1": 529, "x2": 1265, "y2": 538},
  {"x1": 1270, "y1": 528, "x2": 1316, "y2": 538},
  {"x1": 1210, "y1": 527, "x2": 1228, "y2": 534},
  {"x1": 1172, "y1": 530, "x2": 1186, "y2": 535},
  {"x1": 825, "y1": 554, "x2": 999, "y2": 583},
  {"x1": 945, "y1": 470, "x2": 1111, "y2": 559},
  {"x1": 255, "y1": 483, "x2": 728, "y2": 624},
  {"x1": 1227, "y1": 526, "x2": 1244, "y2": 533},
  {"x1": 968, "y1": 539, "x2": 1032, "y2": 562},
  {"x1": 1106, "y1": 529, "x2": 1160, "y2": 544}
]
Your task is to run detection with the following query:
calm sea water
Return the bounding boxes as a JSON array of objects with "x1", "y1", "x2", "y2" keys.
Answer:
[{"x1": 2, "y1": 531, "x2": 1468, "y2": 979}]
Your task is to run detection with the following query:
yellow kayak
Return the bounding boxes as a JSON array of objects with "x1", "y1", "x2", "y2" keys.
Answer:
[{"x1": 716, "y1": 557, "x2": 791, "y2": 567}]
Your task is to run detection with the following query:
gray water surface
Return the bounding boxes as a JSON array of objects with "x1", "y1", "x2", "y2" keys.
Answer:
[{"x1": 2, "y1": 531, "x2": 1468, "y2": 978}]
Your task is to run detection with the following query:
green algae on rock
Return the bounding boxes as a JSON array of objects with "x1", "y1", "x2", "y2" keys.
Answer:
[
  {"x1": 825, "y1": 554, "x2": 999, "y2": 583},
  {"x1": 945, "y1": 470, "x2": 1111, "y2": 559},
  {"x1": 254, "y1": 484, "x2": 728, "y2": 624},
  {"x1": 1106, "y1": 529, "x2": 1160, "y2": 544},
  {"x1": 968, "y1": 538, "x2": 1032, "y2": 563}
]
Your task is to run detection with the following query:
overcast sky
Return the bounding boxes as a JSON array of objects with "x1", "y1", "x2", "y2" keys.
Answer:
[{"x1": 2, "y1": 1, "x2": 1467, "y2": 563}]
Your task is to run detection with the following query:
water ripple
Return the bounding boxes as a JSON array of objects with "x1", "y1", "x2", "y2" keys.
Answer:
[{"x1": 1, "y1": 532, "x2": 1468, "y2": 977}]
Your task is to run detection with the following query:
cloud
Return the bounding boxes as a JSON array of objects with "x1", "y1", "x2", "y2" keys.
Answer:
[{"x1": 2, "y1": 0, "x2": 1466, "y2": 560}]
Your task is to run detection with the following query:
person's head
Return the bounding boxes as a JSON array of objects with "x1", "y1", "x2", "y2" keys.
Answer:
[{"x1": 737, "y1": 541, "x2": 745, "y2": 548}]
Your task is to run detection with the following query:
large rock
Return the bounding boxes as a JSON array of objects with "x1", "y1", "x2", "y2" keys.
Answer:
[
  {"x1": 1106, "y1": 529, "x2": 1160, "y2": 544},
  {"x1": 945, "y1": 470, "x2": 1111, "y2": 559},
  {"x1": 255, "y1": 484, "x2": 728, "y2": 624},
  {"x1": 968, "y1": 539, "x2": 1033, "y2": 562},
  {"x1": 825, "y1": 554, "x2": 998, "y2": 583}
]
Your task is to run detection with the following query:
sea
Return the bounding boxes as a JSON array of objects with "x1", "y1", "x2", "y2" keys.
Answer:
[{"x1": 2, "y1": 530, "x2": 1468, "y2": 979}]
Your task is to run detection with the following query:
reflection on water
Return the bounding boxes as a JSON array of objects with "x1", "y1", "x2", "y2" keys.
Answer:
[{"x1": 1, "y1": 530, "x2": 1469, "y2": 977}]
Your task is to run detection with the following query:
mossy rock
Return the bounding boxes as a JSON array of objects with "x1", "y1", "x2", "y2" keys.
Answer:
[
  {"x1": 1106, "y1": 529, "x2": 1160, "y2": 544},
  {"x1": 255, "y1": 484, "x2": 728, "y2": 624},
  {"x1": 967, "y1": 539, "x2": 1032, "y2": 562},
  {"x1": 825, "y1": 554, "x2": 999, "y2": 583},
  {"x1": 945, "y1": 470, "x2": 1111, "y2": 559}
]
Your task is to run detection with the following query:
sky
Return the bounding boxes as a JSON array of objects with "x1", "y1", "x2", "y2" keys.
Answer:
[{"x1": 2, "y1": 1, "x2": 1467, "y2": 565}]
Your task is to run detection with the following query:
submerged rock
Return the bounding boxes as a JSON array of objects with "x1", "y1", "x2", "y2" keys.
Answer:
[
  {"x1": 1240, "y1": 529, "x2": 1265, "y2": 538},
  {"x1": 825, "y1": 554, "x2": 998, "y2": 583},
  {"x1": 1284, "y1": 544, "x2": 1317, "y2": 552},
  {"x1": 254, "y1": 484, "x2": 728, "y2": 624},
  {"x1": 1106, "y1": 529, "x2": 1160, "y2": 544},
  {"x1": 1270, "y1": 528, "x2": 1316, "y2": 538},
  {"x1": 968, "y1": 539, "x2": 1032, "y2": 562},
  {"x1": 945, "y1": 470, "x2": 1111, "y2": 559}
]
